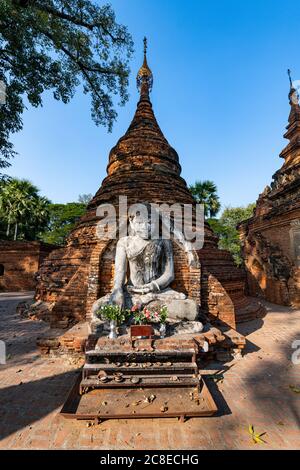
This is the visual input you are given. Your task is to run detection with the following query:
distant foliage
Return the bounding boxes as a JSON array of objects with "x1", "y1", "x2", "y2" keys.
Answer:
[
  {"x1": 0, "y1": 178, "x2": 50, "y2": 240},
  {"x1": 0, "y1": 0, "x2": 133, "y2": 174},
  {"x1": 40, "y1": 202, "x2": 86, "y2": 245},
  {"x1": 0, "y1": 178, "x2": 89, "y2": 244},
  {"x1": 208, "y1": 204, "x2": 256, "y2": 266},
  {"x1": 78, "y1": 193, "x2": 93, "y2": 205},
  {"x1": 189, "y1": 180, "x2": 221, "y2": 218}
]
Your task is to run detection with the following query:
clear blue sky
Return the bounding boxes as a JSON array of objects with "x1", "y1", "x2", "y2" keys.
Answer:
[{"x1": 7, "y1": 0, "x2": 300, "y2": 211}]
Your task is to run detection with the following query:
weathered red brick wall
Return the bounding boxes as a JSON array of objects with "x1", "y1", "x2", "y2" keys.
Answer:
[
  {"x1": 198, "y1": 246, "x2": 265, "y2": 327},
  {"x1": 0, "y1": 241, "x2": 56, "y2": 292},
  {"x1": 239, "y1": 206, "x2": 300, "y2": 307},
  {"x1": 35, "y1": 227, "x2": 95, "y2": 328},
  {"x1": 97, "y1": 240, "x2": 116, "y2": 299}
]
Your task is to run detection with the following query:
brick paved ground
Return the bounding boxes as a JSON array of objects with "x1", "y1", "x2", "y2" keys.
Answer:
[{"x1": 0, "y1": 293, "x2": 299, "y2": 450}]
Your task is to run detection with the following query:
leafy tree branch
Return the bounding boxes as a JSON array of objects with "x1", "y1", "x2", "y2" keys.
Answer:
[{"x1": 0, "y1": 0, "x2": 133, "y2": 175}]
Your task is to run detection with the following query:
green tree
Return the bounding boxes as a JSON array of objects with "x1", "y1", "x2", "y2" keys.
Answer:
[
  {"x1": 40, "y1": 202, "x2": 86, "y2": 245},
  {"x1": 189, "y1": 180, "x2": 221, "y2": 218},
  {"x1": 78, "y1": 193, "x2": 93, "y2": 205},
  {"x1": 0, "y1": 0, "x2": 133, "y2": 174},
  {"x1": 208, "y1": 203, "x2": 255, "y2": 265},
  {"x1": 0, "y1": 178, "x2": 50, "y2": 240},
  {"x1": 0, "y1": 213, "x2": 6, "y2": 238}
]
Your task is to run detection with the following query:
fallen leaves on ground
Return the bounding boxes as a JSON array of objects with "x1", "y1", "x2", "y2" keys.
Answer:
[
  {"x1": 289, "y1": 385, "x2": 300, "y2": 394},
  {"x1": 248, "y1": 424, "x2": 267, "y2": 444},
  {"x1": 144, "y1": 394, "x2": 156, "y2": 404},
  {"x1": 131, "y1": 400, "x2": 142, "y2": 407}
]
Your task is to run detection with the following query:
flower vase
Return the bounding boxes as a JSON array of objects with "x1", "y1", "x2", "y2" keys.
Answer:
[
  {"x1": 108, "y1": 320, "x2": 117, "y2": 339},
  {"x1": 159, "y1": 323, "x2": 166, "y2": 338}
]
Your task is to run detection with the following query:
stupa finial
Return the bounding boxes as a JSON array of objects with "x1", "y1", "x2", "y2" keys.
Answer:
[
  {"x1": 288, "y1": 68, "x2": 293, "y2": 88},
  {"x1": 287, "y1": 68, "x2": 299, "y2": 107},
  {"x1": 137, "y1": 36, "x2": 153, "y2": 97}
]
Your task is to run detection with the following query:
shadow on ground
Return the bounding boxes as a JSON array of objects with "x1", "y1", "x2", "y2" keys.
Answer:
[
  {"x1": 0, "y1": 369, "x2": 80, "y2": 440},
  {"x1": 242, "y1": 329, "x2": 300, "y2": 430},
  {"x1": 204, "y1": 377, "x2": 232, "y2": 417}
]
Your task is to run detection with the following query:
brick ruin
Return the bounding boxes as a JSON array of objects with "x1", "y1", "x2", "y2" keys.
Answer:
[
  {"x1": 239, "y1": 75, "x2": 300, "y2": 307},
  {"x1": 0, "y1": 240, "x2": 56, "y2": 292},
  {"x1": 34, "y1": 46, "x2": 264, "y2": 332}
]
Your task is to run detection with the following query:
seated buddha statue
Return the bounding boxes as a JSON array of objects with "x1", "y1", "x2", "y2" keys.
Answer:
[{"x1": 90, "y1": 206, "x2": 199, "y2": 332}]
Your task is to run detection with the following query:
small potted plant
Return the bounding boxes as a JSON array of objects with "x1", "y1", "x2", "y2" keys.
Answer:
[{"x1": 96, "y1": 304, "x2": 128, "y2": 339}]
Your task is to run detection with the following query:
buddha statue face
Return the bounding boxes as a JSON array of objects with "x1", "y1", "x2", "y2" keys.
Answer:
[{"x1": 129, "y1": 207, "x2": 158, "y2": 240}]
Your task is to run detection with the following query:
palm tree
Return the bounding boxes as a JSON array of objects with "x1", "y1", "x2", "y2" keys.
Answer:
[
  {"x1": 189, "y1": 180, "x2": 221, "y2": 218},
  {"x1": 0, "y1": 178, "x2": 50, "y2": 240},
  {"x1": 0, "y1": 181, "x2": 15, "y2": 237},
  {"x1": 29, "y1": 197, "x2": 50, "y2": 237}
]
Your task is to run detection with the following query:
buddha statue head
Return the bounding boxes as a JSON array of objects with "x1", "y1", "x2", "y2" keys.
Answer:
[{"x1": 128, "y1": 202, "x2": 159, "y2": 240}]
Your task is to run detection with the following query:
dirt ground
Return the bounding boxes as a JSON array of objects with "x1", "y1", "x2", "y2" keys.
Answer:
[{"x1": 0, "y1": 293, "x2": 299, "y2": 449}]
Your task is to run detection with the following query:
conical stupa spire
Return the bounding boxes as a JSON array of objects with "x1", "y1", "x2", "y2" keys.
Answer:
[
  {"x1": 136, "y1": 37, "x2": 153, "y2": 99},
  {"x1": 103, "y1": 36, "x2": 182, "y2": 181},
  {"x1": 279, "y1": 69, "x2": 300, "y2": 166}
]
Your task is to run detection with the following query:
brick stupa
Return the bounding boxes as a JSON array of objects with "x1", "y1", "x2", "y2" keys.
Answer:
[
  {"x1": 35, "y1": 40, "x2": 264, "y2": 330},
  {"x1": 239, "y1": 70, "x2": 300, "y2": 306}
]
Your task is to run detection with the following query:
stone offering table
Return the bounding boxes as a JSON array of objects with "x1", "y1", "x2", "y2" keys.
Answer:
[{"x1": 60, "y1": 331, "x2": 219, "y2": 422}]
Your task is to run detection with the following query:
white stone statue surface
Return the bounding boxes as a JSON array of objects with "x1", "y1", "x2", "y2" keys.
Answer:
[{"x1": 91, "y1": 209, "x2": 199, "y2": 332}]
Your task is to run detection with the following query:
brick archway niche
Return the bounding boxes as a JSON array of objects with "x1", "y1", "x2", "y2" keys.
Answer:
[{"x1": 85, "y1": 234, "x2": 201, "y2": 323}]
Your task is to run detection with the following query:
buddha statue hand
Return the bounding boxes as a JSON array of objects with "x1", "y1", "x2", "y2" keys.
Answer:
[
  {"x1": 109, "y1": 288, "x2": 125, "y2": 308},
  {"x1": 128, "y1": 281, "x2": 160, "y2": 295}
]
